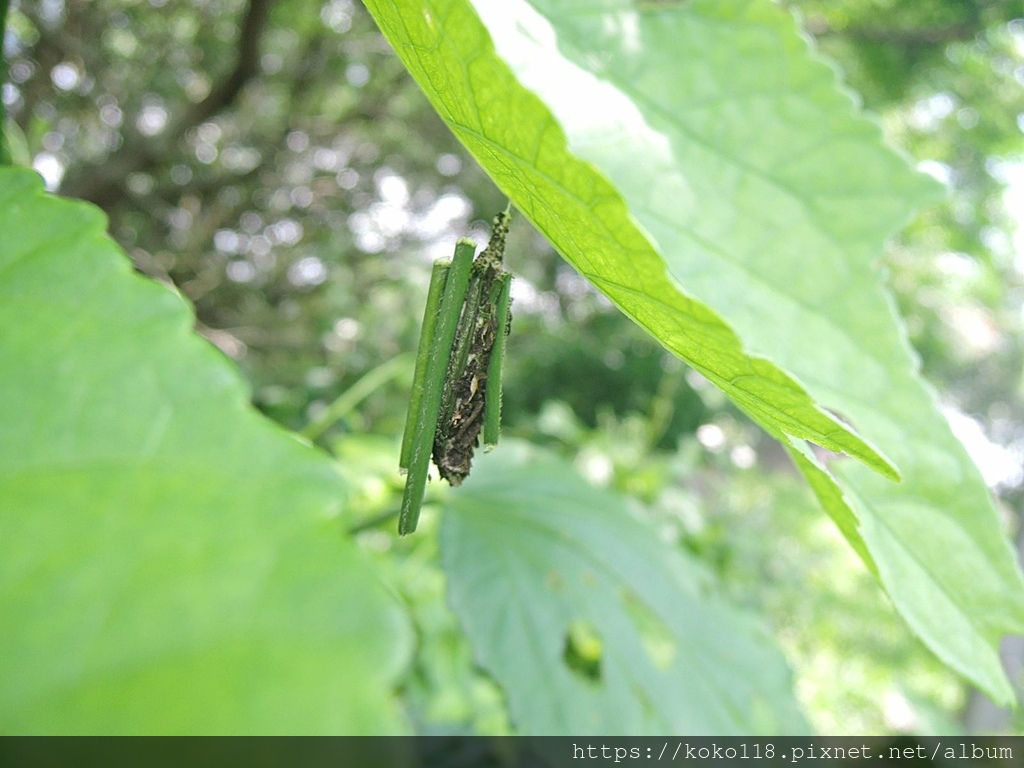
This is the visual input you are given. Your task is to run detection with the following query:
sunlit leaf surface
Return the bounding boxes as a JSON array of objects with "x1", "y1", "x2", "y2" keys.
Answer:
[{"x1": 365, "y1": 0, "x2": 1024, "y2": 702}]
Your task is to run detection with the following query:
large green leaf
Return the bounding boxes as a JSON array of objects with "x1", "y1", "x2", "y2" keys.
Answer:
[
  {"x1": 366, "y1": 0, "x2": 897, "y2": 483},
  {"x1": 442, "y1": 442, "x2": 808, "y2": 735},
  {"x1": 0, "y1": 168, "x2": 412, "y2": 733},
  {"x1": 364, "y1": 0, "x2": 1024, "y2": 702}
]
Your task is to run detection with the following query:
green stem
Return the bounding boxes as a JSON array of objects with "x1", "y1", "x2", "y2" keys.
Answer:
[
  {"x1": 645, "y1": 363, "x2": 684, "y2": 450},
  {"x1": 483, "y1": 272, "x2": 512, "y2": 450},
  {"x1": 300, "y1": 353, "x2": 414, "y2": 441},
  {"x1": 399, "y1": 238, "x2": 476, "y2": 535},
  {"x1": 437, "y1": 262, "x2": 485, "y2": 430},
  {"x1": 399, "y1": 260, "x2": 450, "y2": 470},
  {"x1": 347, "y1": 507, "x2": 400, "y2": 535}
]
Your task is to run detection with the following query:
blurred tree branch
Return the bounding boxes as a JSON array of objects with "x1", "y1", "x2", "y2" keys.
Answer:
[
  {"x1": 796, "y1": 0, "x2": 983, "y2": 50},
  {"x1": 14, "y1": 4, "x2": 91, "y2": 134},
  {"x1": 179, "y1": 0, "x2": 273, "y2": 129},
  {"x1": 59, "y1": 0, "x2": 275, "y2": 209},
  {"x1": 806, "y1": 20, "x2": 979, "y2": 47}
]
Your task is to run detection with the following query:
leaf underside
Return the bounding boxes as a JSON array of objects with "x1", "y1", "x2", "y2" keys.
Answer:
[{"x1": 365, "y1": 0, "x2": 1024, "y2": 703}]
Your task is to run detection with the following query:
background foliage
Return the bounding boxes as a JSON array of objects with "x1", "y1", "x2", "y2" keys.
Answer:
[{"x1": 3, "y1": 0, "x2": 1024, "y2": 734}]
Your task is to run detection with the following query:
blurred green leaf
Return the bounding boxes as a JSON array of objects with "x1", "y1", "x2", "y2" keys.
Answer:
[
  {"x1": 364, "y1": 0, "x2": 1024, "y2": 703},
  {"x1": 0, "y1": 168, "x2": 412, "y2": 733},
  {"x1": 441, "y1": 442, "x2": 808, "y2": 735}
]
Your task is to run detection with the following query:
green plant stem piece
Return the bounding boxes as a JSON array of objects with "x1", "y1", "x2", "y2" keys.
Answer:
[
  {"x1": 301, "y1": 353, "x2": 414, "y2": 442},
  {"x1": 483, "y1": 272, "x2": 512, "y2": 450},
  {"x1": 437, "y1": 265, "x2": 486, "y2": 430},
  {"x1": 399, "y1": 238, "x2": 476, "y2": 535},
  {"x1": 347, "y1": 507, "x2": 401, "y2": 536},
  {"x1": 399, "y1": 260, "x2": 451, "y2": 470}
]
